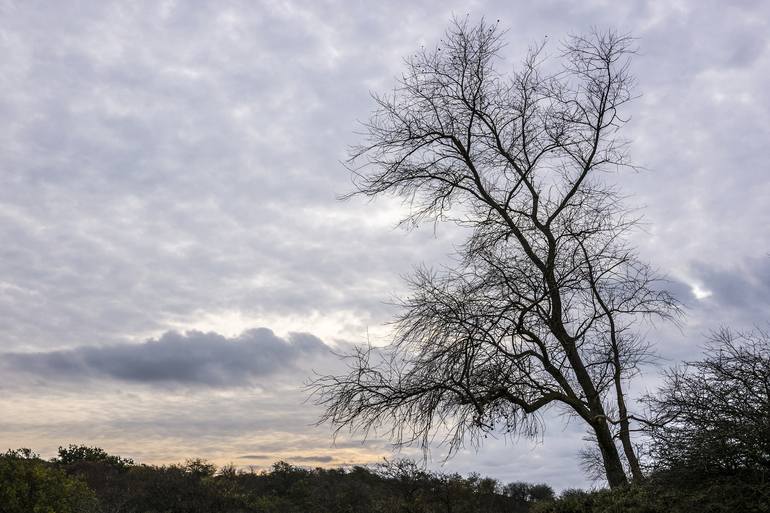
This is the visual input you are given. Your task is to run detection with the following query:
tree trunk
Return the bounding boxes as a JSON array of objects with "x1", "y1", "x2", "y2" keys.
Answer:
[
  {"x1": 553, "y1": 319, "x2": 630, "y2": 488},
  {"x1": 615, "y1": 378, "x2": 644, "y2": 481},
  {"x1": 593, "y1": 418, "x2": 629, "y2": 489}
]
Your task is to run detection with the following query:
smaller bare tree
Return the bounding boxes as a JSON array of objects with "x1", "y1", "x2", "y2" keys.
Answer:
[{"x1": 645, "y1": 328, "x2": 770, "y2": 476}]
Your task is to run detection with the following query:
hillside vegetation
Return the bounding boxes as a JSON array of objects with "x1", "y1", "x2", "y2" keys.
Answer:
[{"x1": 2, "y1": 443, "x2": 769, "y2": 513}]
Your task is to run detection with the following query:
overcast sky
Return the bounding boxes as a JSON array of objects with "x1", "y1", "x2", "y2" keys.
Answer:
[{"x1": 1, "y1": 0, "x2": 769, "y2": 491}]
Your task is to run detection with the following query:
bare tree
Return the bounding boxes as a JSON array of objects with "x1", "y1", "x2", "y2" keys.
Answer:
[
  {"x1": 645, "y1": 328, "x2": 770, "y2": 476},
  {"x1": 313, "y1": 18, "x2": 678, "y2": 488}
]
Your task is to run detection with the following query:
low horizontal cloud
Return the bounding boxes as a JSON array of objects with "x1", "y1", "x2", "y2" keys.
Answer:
[
  {"x1": 234, "y1": 454, "x2": 336, "y2": 465},
  {"x1": 289, "y1": 455, "x2": 335, "y2": 463},
  {"x1": 237, "y1": 454, "x2": 335, "y2": 463},
  {"x1": 2, "y1": 328, "x2": 328, "y2": 387}
]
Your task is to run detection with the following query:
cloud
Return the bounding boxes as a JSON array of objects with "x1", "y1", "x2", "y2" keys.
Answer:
[
  {"x1": 693, "y1": 257, "x2": 770, "y2": 309},
  {"x1": 237, "y1": 454, "x2": 271, "y2": 460},
  {"x1": 2, "y1": 328, "x2": 328, "y2": 387},
  {"x1": 0, "y1": 0, "x2": 769, "y2": 492},
  {"x1": 287, "y1": 455, "x2": 335, "y2": 463},
  {"x1": 685, "y1": 257, "x2": 770, "y2": 329}
]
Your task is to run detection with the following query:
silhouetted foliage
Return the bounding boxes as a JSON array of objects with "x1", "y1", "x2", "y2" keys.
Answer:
[
  {"x1": 4, "y1": 442, "x2": 770, "y2": 512},
  {"x1": 57, "y1": 444, "x2": 135, "y2": 468},
  {"x1": 644, "y1": 328, "x2": 770, "y2": 480},
  {"x1": 530, "y1": 472, "x2": 770, "y2": 513},
  {"x1": 0, "y1": 448, "x2": 557, "y2": 513},
  {"x1": 504, "y1": 482, "x2": 555, "y2": 503}
]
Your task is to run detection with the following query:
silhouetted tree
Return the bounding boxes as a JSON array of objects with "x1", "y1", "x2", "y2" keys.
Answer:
[
  {"x1": 56, "y1": 444, "x2": 134, "y2": 468},
  {"x1": 645, "y1": 328, "x2": 770, "y2": 477},
  {"x1": 504, "y1": 482, "x2": 555, "y2": 504},
  {"x1": 5, "y1": 443, "x2": 765, "y2": 513},
  {"x1": 313, "y1": 18, "x2": 678, "y2": 488}
]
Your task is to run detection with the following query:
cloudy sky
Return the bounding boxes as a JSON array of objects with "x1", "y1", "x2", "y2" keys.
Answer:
[{"x1": 1, "y1": 0, "x2": 768, "y2": 490}]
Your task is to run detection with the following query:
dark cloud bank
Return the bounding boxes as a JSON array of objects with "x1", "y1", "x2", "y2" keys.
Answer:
[{"x1": 2, "y1": 328, "x2": 327, "y2": 387}]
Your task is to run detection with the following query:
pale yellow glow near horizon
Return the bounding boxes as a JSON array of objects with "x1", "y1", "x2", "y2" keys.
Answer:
[{"x1": 0, "y1": 385, "x2": 390, "y2": 471}]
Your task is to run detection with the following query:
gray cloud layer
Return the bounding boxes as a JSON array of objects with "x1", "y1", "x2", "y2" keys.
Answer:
[
  {"x1": 1, "y1": 0, "x2": 769, "y2": 491},
  {"x1": 0, "y1": 1, "x2": 767, "y2": 353},
  {"x1": 2, "y1": 328, "x2": 326, "y2": 387}
]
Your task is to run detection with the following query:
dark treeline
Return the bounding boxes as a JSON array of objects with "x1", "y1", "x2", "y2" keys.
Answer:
[
  {"x1": 2, "y1": 441, "x2": 769, "y2": 513},
  {"x1": 1, "y1": 446, "x2": 556, "y2": 513}
]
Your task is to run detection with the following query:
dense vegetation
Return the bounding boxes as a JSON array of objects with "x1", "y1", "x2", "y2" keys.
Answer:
[
  {"x1": 0, "y1": 447, "x2": 555, "y2": 513},
  {"x1": 2, "y1": 441, "x2": 768, "y2": 513}
]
